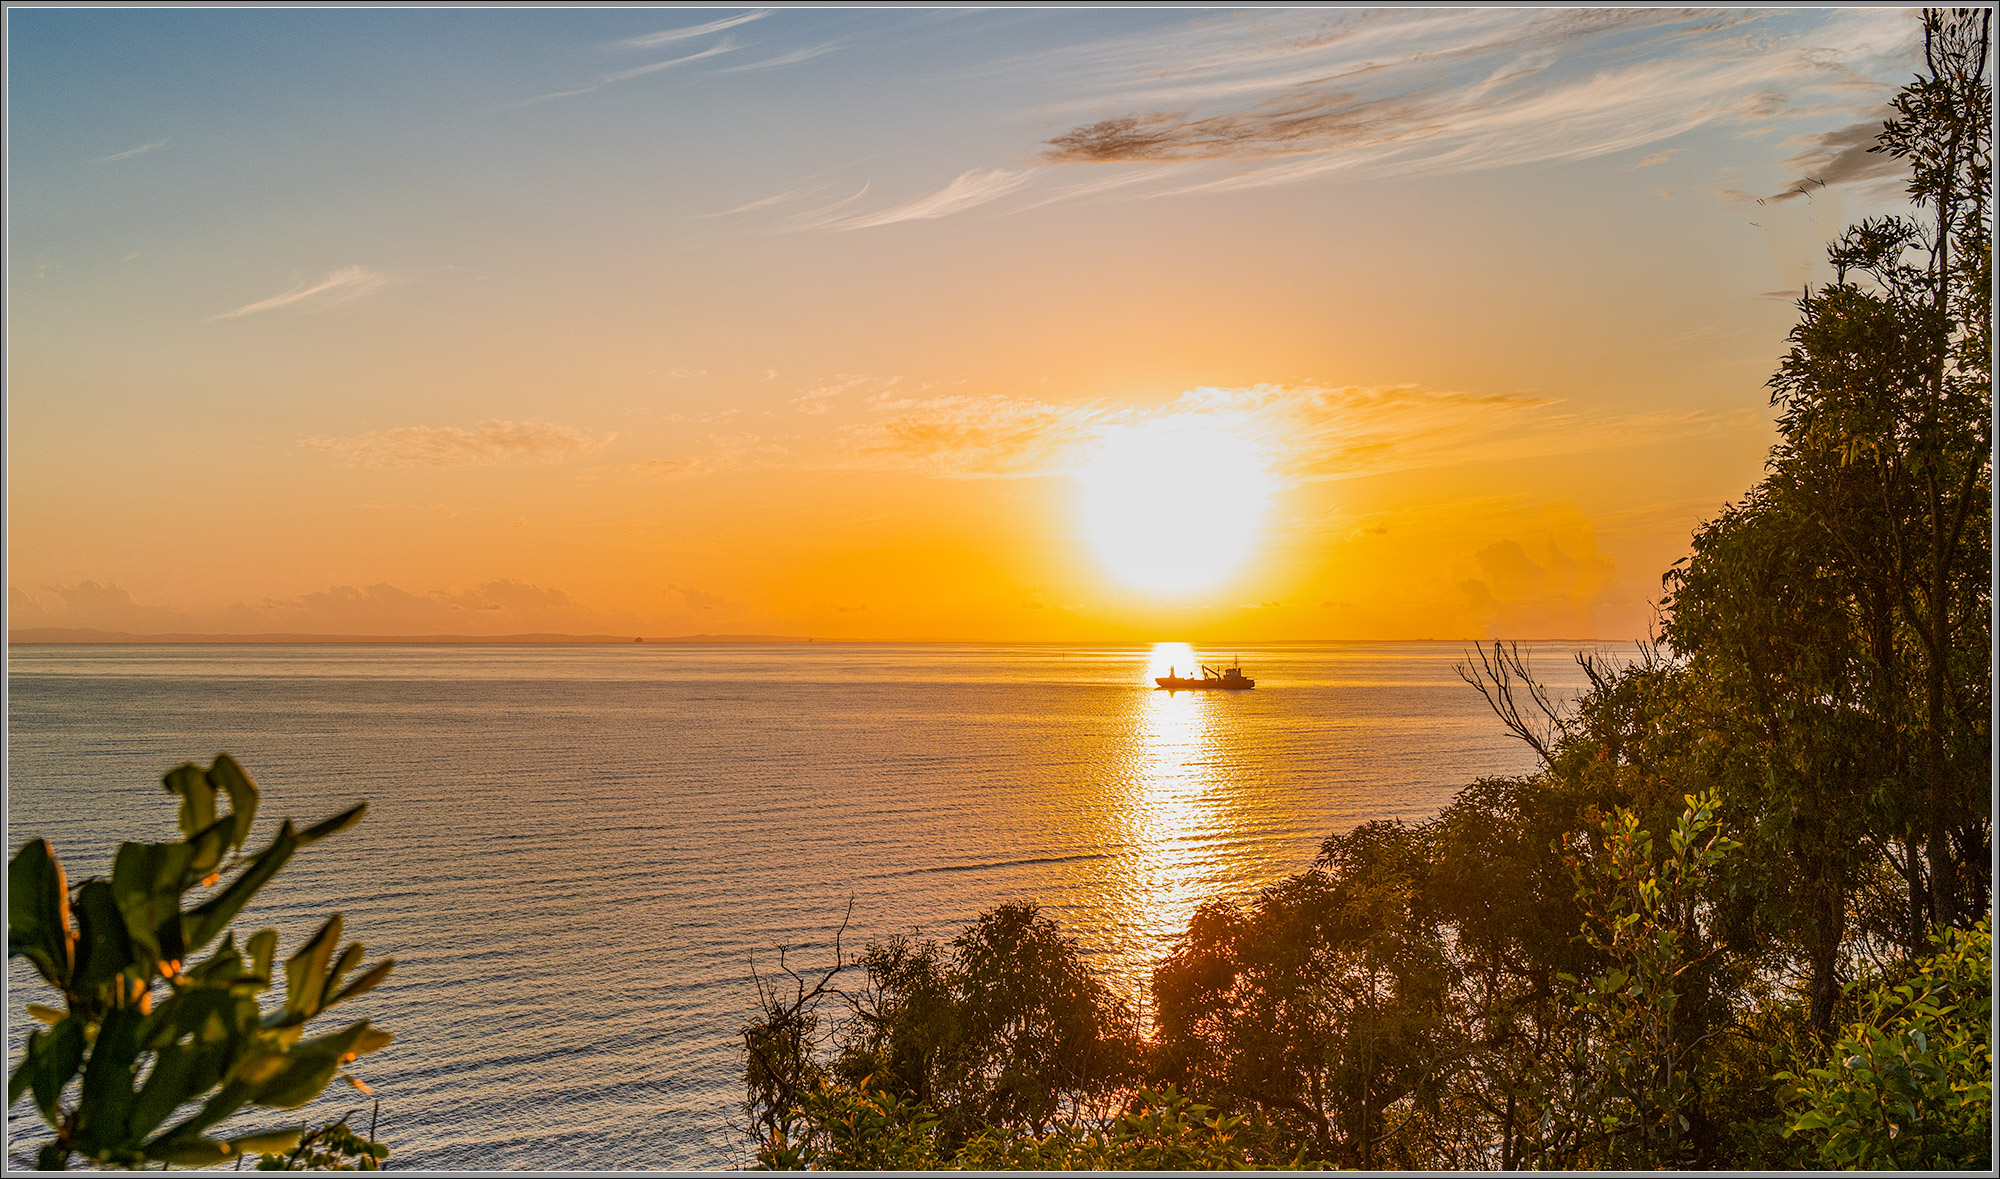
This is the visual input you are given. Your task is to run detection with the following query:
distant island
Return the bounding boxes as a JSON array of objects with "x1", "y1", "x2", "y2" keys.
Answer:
[{"x1": 6, "y1": 628, "x2": 810, "y2": 645}]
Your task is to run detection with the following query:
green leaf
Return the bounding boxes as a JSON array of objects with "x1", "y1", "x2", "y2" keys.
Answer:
[
  {"x1": 281, "y1": 915, "x2": 343, "y2": 1022},
  {"x1": 128, "y1": 1037, "x2": 203, "y2": 1142},
  {"x1": 226, "y1": 1127, "x2": 302, "y2": 1155},
  {"x1": 183, "y1": 813, "x2": 239, "y2": 883},
  {"x1": 206, "y1": 754, "x2": 260, "y2": 851},
  {"x1": 155, "y1": 1077, "x2": 254, "y2": 1148},
  {"x1": 327, "y1": 941, "x2": 364, "y2": 997},
  {"x1": 184, "y1": 933, "x2": 245, "y2": 987},
  {"x1": 70, "y1": 879, "x2": 138, "y2": 1000},
  {"x1": 9, "y1": 1058, "x2": 30, "y2": 1109},
  {"x1": 296, "y1": 802, "x2": 367, "y2": 847},
  {"x1": 247, "y1": 1053, "x2": 344, "y2": 1110},
  {"x1": 246, "y1": 928, "x2": 279, "y2": 986},
  {"x1": 328, "y1": 959, "x2": 395, "y2": 1008},
  {"x1": 25, "y1": 1016, "x2": 87, "y2": 1124},
  {"x1": 111, "y1": 840, "x2": 192, "y2": 967},
  {"x1": 244, "y1": 1020, "x2": 393, "y2": 1111},
  {"x1": 145, "y1": 1136, "x2": 232, "y2": 1166},
  {"x1": 184, "y1": 822, "x2": 297, "y2": 954},
  {"x1": 74, "y1": 1004, "x2": 145, "y2": 1153},
  {"x1": 162, "y1": 763, "x2": 218, "y2": 843},
  {"x1": 8, "y1": 838, "x2": 74, "y2": 987}
]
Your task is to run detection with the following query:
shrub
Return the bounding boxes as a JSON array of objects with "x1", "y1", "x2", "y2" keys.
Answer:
[
  {"x1": 7, "y1": 754, "x2": 394, "y2": 1170},
  {"x1": 1779, "y1": 917, "x2": 1992, "y2": 1170}
]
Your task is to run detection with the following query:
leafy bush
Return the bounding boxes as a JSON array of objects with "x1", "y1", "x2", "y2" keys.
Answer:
[
  {"x1": 744, "y1": 902, "x2": 1140, "y2": 1150},
  {"x1": 7, "y1": 754, "x2": 394, "y2": 1170},
  {"x1": 1779, "y1": 917, "x2": 1992, "y2": 1170},
  {"x1": 1561, "y1": 791, "x2": 1738, "y2": 1167},
  {"x1": 754, "y1": 1080, "x2": 1295, "y2": 1171},
  {"x1": 255, "y1": 1108, "x2": 392, "y2": 1171}
]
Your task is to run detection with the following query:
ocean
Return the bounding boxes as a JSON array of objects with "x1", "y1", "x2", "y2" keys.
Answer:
[{"x1": 5, "y1": 640, "x2": 1627, "y2": 1169}]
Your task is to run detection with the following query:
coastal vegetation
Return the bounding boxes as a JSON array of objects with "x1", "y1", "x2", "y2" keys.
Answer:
[
  {"x1": 6, "y1": 755, "x2": 393, "y2": 1170},
  {"x1": 741, "y1": 8, "x2": 1992, "y2": 1170}
]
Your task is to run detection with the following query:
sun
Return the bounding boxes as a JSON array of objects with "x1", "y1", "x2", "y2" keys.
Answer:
[{"x1": 1074, "y1": 422, "x2": 1276, "y2": 596}]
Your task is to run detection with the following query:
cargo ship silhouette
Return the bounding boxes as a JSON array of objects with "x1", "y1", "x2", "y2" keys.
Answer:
[{"x1": 1155, "y1": 660, "x2": 1255, "y2": 691}]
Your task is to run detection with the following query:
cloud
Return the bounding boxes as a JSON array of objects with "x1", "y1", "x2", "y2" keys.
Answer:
[
  {"x1": 212, "y1": 265, "x2": 392, "y2": 320},
  {"x1": 1022, "y1": 8, "x2": 1915, "y2": 198},
  {"x1": 657, "y1": 408, "x2": 738, "y2": 424},
  {"x1": 96, "y1": 137, "x2": 169, "y2": 163},
  {"x1": 792, "y1": 374, "x2": 883, "y2": 414},
  {"x1": 631, "y1": 432, "x2": 789, "y2": 478},
  {"x1": 1762, "y1": 111, "x2": 1903, "y2": 200},
  {"x1": 501, "y1": 34, "x2": 741, "y2": 108},
  {"x1": 801, "y1": 169, "x2": 1036, "y2": 231},
  {"x1": 618, "y1": 10, "x2": 768, "y2": 50},
  {"x1": 719, "y1": 10, "x2": 1914, "y2": 233},
  {"x1": 300, "y1": 420, "x2": 614, "y2": 468},
  {"x1": 1631, "y1": 149, "x2": 1683, "y2": 169},
  {"x1": 10, "y1": 577, "x2": 646, "y2": 637},
  {"x1": 840, "y1": 394, "x2": 1115, "y2": 476},
  {"x1": 603, "y1": 41, "x2": 737, "y2": 85},
  {"x1": 831, "y1": 383, "x2": 1719, "y2": 482},
  {"x1": 722, "y1": 43, "x2": 842, "y2": 72},
  {"x1": 704, "y1": 186, "x2": 820, "y2": 217},
  {"x1": 1455, "y1": 515, "x2": 1619, "y2": 638},
  {"x1": 250, "y1": 579, "x2": 622, "y2": 634},
  {"x1": 8, "y1": 581, "x2": 193, "y2": 633},
  {"x1": 668, "y1": 584, "x2": 736, "y2": 612}
]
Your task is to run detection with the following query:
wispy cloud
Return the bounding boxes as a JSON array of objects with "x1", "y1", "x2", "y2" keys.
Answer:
[
  {"x1": 604, "y1": 41, "x2": 738, "y2": 85},
  {"x1": 300, "y1": 420, "x2": 614, "y2": 468},
  {"x1": 792, "y1": 374, "x2": 888, "y2": 414},
  {"x1": 504, "y1": 41, "x2": 739, "y2": 108},
  {"x1": 618, "y1": 10, "x2": 769, "y2": 51},
  {"x1": 1761, "y1": 111, "x2": 1903, "y2": 200},
  {"x1": 1030, "y1": 8, "x2": 1915, "y2": 195},
  {"x1": 96, "y1": 137, "x2": 168, "y2": 163},
  {"x1": 703, "y1": 185, "x2": 821, "y2": 218},
  {"x1": 727, "y1": 9, "x2": 1915, "y2": 231},
  {"x1": 211, "y1": 265, "x2": 393, "y2": 320},
  {"x1": 631, "y1": 432, "x2": 789, "y2": 479},
  {"x1": 840, "y1": 395, "x2": 1117, "y2": 476},
  {"x1": 722, "y1": 42, "x2": 842, "y2": 72},
  {"x1": 807, "y1": 168, "x2": 1036, "y2": 231},
  {"x1": 830, "y1": 383, "x2": 1718, "y2": 481}
]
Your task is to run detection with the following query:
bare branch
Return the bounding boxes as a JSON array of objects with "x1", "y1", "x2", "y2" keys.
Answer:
[{"x1": 1457, "y1": 641, "x2": 1568, "y2": 765}]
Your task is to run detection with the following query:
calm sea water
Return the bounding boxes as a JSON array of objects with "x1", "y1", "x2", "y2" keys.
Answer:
[{"x1": 6, "y1": 641, "x2": 1627, "y2": 1169}]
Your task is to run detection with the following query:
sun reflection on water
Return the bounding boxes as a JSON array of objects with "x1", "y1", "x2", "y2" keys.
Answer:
[{"x1": 1102, "y1": 642, "x2": 1232, "y2": 1022}]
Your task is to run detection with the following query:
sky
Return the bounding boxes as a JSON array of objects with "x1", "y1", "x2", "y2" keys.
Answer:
[{"x1": 6, "y1": 6, "x2": 1928, "y2": 641}]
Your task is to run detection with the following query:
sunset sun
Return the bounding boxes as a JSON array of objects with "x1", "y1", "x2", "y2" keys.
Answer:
[{"x1": 1074, "y1": 422, "x2": 1276, "y2": 597}]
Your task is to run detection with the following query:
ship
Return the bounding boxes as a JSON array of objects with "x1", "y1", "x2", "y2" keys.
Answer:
[{"x1": 1155, "y1": 660, "x2": 1255, "y2": 691}]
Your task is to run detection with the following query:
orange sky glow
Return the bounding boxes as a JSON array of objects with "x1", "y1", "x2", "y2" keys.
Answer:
[{"x1": 7, "y1": 8, "x2": 1926, "y2": 641}]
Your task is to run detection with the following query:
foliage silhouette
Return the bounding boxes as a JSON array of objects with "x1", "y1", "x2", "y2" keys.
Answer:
[{"x1": 7, "y1": 754, "x2": 392, "y2": 1170}]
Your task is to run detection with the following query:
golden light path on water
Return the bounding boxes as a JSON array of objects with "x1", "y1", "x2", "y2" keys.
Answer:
[{"x1": 1102, "y1": 642, "x2": 1230, "y2": 1023}]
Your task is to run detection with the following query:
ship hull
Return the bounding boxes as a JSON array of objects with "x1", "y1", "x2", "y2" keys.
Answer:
[{"x1": 1154, "y1": 677, "x2": 1254, "y2": 691}]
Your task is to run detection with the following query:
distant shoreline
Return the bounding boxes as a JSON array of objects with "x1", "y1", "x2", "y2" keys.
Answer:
[
  {"x1": 5, "y1": 628, "x2": 810, "y2": 645},
  {"x1": 8, "y1": 630, "x2": 1629, "y2": 646}
]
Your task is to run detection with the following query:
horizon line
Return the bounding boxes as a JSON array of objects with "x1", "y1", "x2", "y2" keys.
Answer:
[{"x1": 7, "y1": 627, "x2": 1645, "y2": 647}]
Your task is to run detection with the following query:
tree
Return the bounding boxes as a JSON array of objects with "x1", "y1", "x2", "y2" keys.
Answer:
[
  {"x1": 7, "y1": 754, "x2": 394, "y2": 1170},
  {"x1": 1722, "y1": 7, "x2": 1990, "y2": 933},
  {"x1": 743, "y1": 902, "x2": 1140, "y2": 1157},
  {"x1": 1150, "y1": 821, "x2": 1462, "y2": 1168}
]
